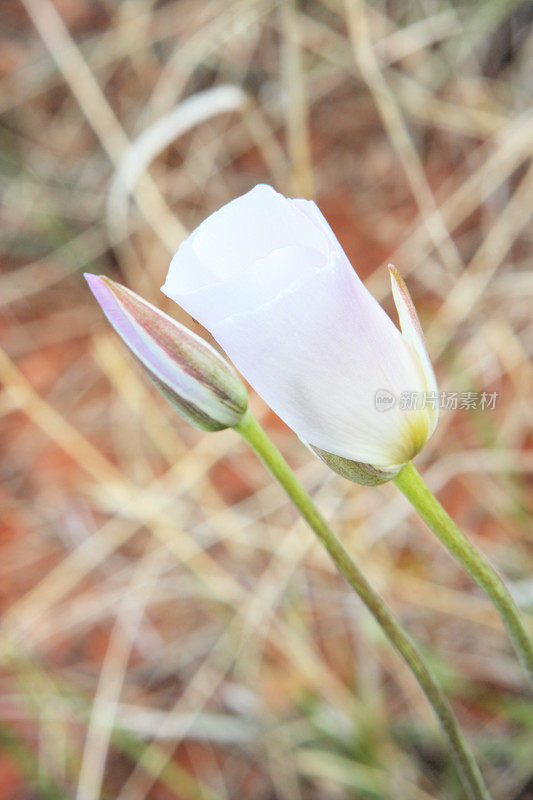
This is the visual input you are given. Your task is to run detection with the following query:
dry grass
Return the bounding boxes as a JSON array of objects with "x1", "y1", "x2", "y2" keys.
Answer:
[{"x1": 1, "y1": 1, "x2": 532, "y2": 798}]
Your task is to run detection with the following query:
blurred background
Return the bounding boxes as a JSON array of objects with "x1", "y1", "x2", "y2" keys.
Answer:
[{"x1": 1, "y1": 0, "x2": 533, "y2": 798}]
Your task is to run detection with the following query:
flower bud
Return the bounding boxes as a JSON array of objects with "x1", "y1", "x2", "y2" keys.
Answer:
[{"x1": 85, "y1": 274, "x2": 248, "y2": 431}]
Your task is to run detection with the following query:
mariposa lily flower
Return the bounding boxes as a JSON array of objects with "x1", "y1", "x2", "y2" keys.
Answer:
[
  {"x1": 161, "y1": 185, "x2": 438, "y2": 484},
  {"x1": 85, "y1": 274, "x2": 248, "y2": 431}
]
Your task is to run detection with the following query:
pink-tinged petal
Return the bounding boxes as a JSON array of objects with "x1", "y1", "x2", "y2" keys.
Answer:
[
  {"x1": 389, "y1": 265, "x2": 439, "y2": 435},
  {"x1": 85, "y1": 274, "x2": 247, "y2": 431}
]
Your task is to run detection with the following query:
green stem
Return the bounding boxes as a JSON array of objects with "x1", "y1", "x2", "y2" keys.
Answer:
[
  {"x1": 394, "y1": 461, "x2": 533, "y2": 681},
  {"x1": 235, "y1": 410, "x2": 491, "y2": 800}
]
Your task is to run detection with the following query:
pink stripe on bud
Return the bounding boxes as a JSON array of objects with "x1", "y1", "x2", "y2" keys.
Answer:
[{"x1": 85, "y1": 274, "x2": 247, "y2": 432}]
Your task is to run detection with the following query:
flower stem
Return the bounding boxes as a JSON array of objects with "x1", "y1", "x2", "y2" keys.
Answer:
[
  {"x1": 394, "y1": 461, "x2": 533, "y2": 681},
  {"x1": 235, "y1": 410, "x2": 491, "y2": 800}
]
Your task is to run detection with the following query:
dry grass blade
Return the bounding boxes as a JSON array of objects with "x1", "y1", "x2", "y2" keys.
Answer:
[{"x1": 345, "y1": 0, "x2": 464, "y2": 276}]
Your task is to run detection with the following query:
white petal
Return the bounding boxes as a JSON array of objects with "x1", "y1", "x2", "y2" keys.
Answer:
[
  {"x1": 162, "y1": 184, "x2": 330, "y2": 301},
  {"x1": 389, "y1": 265, "x2": 439, "y2": 434},
  {"x1": 198, "y1": 247, "x2": 427, "y2": 467},
  {"x1": 290, "y1": 198, "x2": 345, "y2": 252}
]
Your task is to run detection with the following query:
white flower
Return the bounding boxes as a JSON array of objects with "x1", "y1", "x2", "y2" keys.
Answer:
[{"x1": 162, "y1": 185, "x2": 438, "y2": 483}]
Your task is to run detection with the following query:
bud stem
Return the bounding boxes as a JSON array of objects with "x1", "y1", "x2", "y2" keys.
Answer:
[
  {"x1": 394, "y1": 461, "x2": 533, "y2": 681},
  {"x1": 235, "y1": 410, "x2": 491, "y2": 800}
]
